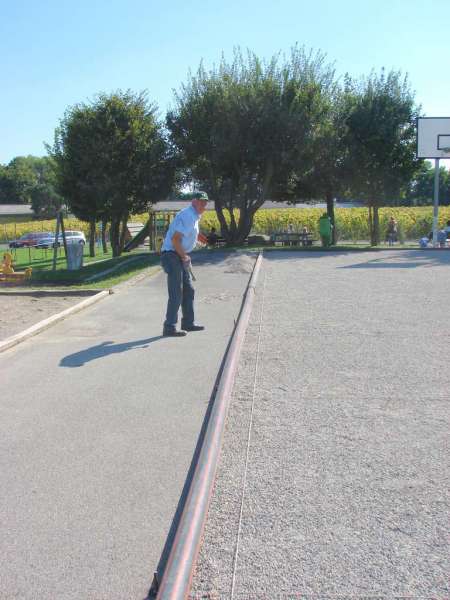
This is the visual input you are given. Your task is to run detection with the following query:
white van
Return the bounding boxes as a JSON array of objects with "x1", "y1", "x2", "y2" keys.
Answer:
[{"x1": 58, "y1": 230, "x2": 86, "y2": 245}]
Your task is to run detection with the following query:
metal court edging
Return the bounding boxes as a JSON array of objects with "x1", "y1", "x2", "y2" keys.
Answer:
[{"x1": 155, "y1": 252, "x2": 264, "y2": 599}]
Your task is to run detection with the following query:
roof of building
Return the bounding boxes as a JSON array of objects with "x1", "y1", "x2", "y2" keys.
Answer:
[{"x1": 0, "y1": 204, "x2": 33, "y2": 215}]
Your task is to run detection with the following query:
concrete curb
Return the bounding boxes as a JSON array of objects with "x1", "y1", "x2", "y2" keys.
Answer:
[
  {"x1": 84, "y1": 254, "x2": 150, "y2": 282},
  {"x1": 0, "y1": 264, "x2": 163, "y2": 354},
  {"x1": 0, "y1": 290, "x2": 110, "y2": 353},
  {"x1": 154, "y1": 252, "x2": 263, "y2": 599}
]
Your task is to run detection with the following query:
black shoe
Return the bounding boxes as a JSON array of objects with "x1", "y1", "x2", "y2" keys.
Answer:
[
  {"x1": 181, "y1": 323, "x2": 205, "y2": 332},
  {"x1": 163, "y1": 327, "x2": 187, "y2": 337}
]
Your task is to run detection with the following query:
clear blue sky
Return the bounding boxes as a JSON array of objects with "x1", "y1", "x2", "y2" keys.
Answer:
[{"x1": 1, "y1": 0, "x2": 449, "y2": 165}]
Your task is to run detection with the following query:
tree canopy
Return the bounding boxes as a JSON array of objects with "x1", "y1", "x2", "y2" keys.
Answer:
[
  {"x1": 167, "y1": 46, "x2": 336, "y2": 243},
  {"x1": 340, "y1": 70, "x2": 421, "y2": 243},
  {"x1": 2, "y1": 47, "x2": 436, "y2": 249},
  {"x1": 50, "y1": 90, "x2": 175, "y2": 256},
  {"x1": 408, "y1": 161, "x2": 450, "y2": 206},
  {"x1": 0, "y1": 155, "x2": 57, "y2": 205}
]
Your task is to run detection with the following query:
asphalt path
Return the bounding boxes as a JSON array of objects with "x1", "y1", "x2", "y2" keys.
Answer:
[
  {"x1": 0, "y1": 251, "x2": 255, "y2": 600},
  {"x1": 192, "y1": 249, "x2": 450, "y2": 599}
]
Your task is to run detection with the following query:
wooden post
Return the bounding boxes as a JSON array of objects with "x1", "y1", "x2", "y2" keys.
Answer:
[
  {"x1": 59, "y1": 212, "x2": 68, "y2": 266},
  {"x1": 52, "y1": 212, "x2": 61, "y2": 271}
]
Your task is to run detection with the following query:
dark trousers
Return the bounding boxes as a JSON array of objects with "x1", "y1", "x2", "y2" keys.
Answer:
[{"x1": 161, "y1": 252, "x2": 195, "y2": 329}]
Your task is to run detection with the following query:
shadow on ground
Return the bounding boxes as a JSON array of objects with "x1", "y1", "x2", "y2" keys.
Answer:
[
  {"x1": 338, "y1": 250, "x2": 450, "y2": 269},
  {"x1": 262, "y1": 248, "x2": 450, "y2": 268},
  {"x1": 60, "y1": 337, "x2": 163, "y2": 367}
]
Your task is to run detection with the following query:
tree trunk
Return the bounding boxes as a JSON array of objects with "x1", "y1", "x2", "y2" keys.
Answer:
[
  {"x1": 368, "y1": 205, "x2": 374, "y2": 245},
  {"x1": 214, "y1": 197, "x2": 232, "y2": 242},
  {"x1": 373, "y1": 204, "x2": 380, "y2": 246},
  {"x1": 89, "y1": 217, "x2": 96, "y2": 257},
  {"x1": 119, "y1": 211, "x2": 129, "y2": 254},
  {"x1": 216, "y1": 209, "x2": 229, "y2": 239},
  {"x1": 326, "y1": 191, "x2": 336, "y2": 245},
  {"x1": 235, "y1": 202, "x2": 255, "y2": 244},
  {"x1": 101, "y1": 218, "x2": 108, "y2": 253},
  {"x1": 110, "y1": 216, "x2": 121, "y2": 257}
]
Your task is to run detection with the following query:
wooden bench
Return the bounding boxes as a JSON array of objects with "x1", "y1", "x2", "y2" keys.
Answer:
[
  {"x1": 206, "y1": 236, "x2": 250, "y2": 247},
  {"x1": 271, "y1": 233, "x2": 315, "y2": 247}
]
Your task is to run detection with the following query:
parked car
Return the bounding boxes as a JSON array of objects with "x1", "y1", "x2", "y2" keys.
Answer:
[
  {"x1": 62, "y1": 230, "x2": 86, "y2": 244},
  {"x1": 34, "y1": 236, "x2": 57, "y2": 249},
  {"x1": 9, "y1": 232, "x2": 53, "y2": 248},
  {"x1": 34, "y1": 230, "x2": 86, "y2": 249}
]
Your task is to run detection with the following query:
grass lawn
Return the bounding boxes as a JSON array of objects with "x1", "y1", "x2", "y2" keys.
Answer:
[{"x1": 4, "y1": 246, "x2": 161, "y2": 289}]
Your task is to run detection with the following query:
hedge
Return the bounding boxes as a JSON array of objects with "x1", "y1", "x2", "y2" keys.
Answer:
[{"x1": 2, "y1": 207, "x2": 450, "y2": 243}]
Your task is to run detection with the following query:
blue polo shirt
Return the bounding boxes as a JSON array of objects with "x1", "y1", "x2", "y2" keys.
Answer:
[{"x1": 161, "y1": 205, "x2": 200, "y2": 253}]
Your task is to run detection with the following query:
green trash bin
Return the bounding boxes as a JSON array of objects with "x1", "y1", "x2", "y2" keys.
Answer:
[{"x1": 318, "y1": 213, "x2": 333, "y2": 247}]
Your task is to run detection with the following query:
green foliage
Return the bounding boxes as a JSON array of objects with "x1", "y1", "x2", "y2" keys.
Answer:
[
  {"x1": 0, "y1": 164, "x2": 13, "y2": 203},
  {"x1": 30, "y1": 183, "x2": 64, "y2": 218},
  {"x1": 340, "y1": 69, "x2": 422, "y2": 243},
  {"x1": 168, "y1": 46, "x2": 336, "y2": 243},
  {"x1": 4, "y1": 206, "x2": 450, "y2": 246},
  {"x1": 200, "y1": 206, "x2": 450, "y2": 241},
  {"x1": 408, "y1": 161, "x2": 450, "y2": 206},
  {"x1": 0, "y1": 155, "x2": 56, "y2": 205},
  {"x1": 342, "y1": 69, "x2": 421, "y2": 201},
  {"x1": 50, "y1": 90, "x2": 175, "y2": 256}
]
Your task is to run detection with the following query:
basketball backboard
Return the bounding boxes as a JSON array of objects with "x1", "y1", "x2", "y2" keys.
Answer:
[{"x1": 417, "y1": 117, "x2": 450, "y2": 158}]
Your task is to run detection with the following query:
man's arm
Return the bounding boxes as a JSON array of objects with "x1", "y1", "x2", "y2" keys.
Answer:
[{"x1": 172, "y1": 231, "x2": 189, "y2": 261}]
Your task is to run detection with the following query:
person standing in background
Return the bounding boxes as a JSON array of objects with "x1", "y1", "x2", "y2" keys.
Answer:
[{"x1": 386, "y1": 216, "x2": 398, "y2": 246}]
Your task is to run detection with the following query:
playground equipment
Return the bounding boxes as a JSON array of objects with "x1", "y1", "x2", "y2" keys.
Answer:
[
  {"x1": 0, "y1": 252, "x2": 32, "y2": 283},
  {"x1": 123, "y1": 211, "x2": 177, "y2": 252}
]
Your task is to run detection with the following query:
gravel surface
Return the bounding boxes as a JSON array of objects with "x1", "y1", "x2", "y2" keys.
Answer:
[
  {"x1": 0, "y1": 291, "x2": 99, "y2": 341},
  {"x1": 191, "y1": 249, "x2": 450, "y2": 599}
]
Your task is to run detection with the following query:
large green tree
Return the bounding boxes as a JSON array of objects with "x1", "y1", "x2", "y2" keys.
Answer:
[
  {"x1": 51, "y1": 91, "x2": 175, "y2": 256},
  {"x1": 0, "y1": 155, "x2": 56, "y2": 205},
  {"x1": 167, "y1": 47, "x2": 336, "y2": 244},
  {"x1": 0, "y1": 164, "x2": 12, "y2": 203},
  {"x1": 30, "y1": 183, "x2": 64, "y2": 218},
  {"x1": 341, "y1": 70, "x2": 421, "y2": 244},
  {"x1": 408, "y1": 161, "x2": 450, "y2": 206},
  {"x1": 289, "y1": 86, "x2": 356, "y2": 243}
]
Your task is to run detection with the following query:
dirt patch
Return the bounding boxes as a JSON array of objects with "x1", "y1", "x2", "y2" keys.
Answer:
[
  {"x1": 0, "y1": 291, "x2": 98, "y2": 341},
  {"x1": 222, "y1": 254, "x2": 255, "y2": 274}
]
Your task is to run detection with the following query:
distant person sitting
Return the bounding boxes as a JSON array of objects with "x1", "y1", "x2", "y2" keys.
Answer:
[
  {"x1": 444, "y1": 220, "x2": 450, "y2": 239},
  {"x1": 300, "y1": 226, "x2": 309, "y2": 247},
  {"x1": 437, "y1": 229, "x2": 447, "y2": 248},
  {"x1": 207, "y1": 227, "x2": 220, "y2": 246},
  {"x1": 428, "y1": 227, "x2": 449, "y2": 246}
]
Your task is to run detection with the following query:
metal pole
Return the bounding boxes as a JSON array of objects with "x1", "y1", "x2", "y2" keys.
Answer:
[{"x1": 432, "y1": 158, "x2": 440, "y2": 247}]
